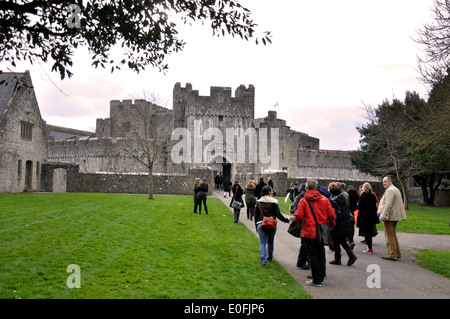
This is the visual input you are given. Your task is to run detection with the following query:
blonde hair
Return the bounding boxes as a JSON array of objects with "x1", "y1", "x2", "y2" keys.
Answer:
[
  {"x1": 328, "y1": 182, "x2": 338, "y2": 190},
  {"x1": 362, "y1": 182, "x2": 372, "y2": 193},
  {"x1": 193, "y1": 178, "x2": 201, "y2": 187}
]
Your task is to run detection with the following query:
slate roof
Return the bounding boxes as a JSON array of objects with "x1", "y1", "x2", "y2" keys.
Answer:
[{"x1": 0, "y1": 72, "x2": 25, "y2": 116}]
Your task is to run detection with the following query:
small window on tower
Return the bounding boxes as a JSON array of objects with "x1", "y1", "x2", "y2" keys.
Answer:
[{"x1": 20, "y1": 122, "x2": 33, "y2": 140}]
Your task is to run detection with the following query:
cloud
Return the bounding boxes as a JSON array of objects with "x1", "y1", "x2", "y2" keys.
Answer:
[
  {"x1": 32, "y1": 70, "x2": 127, "y2": 129},
  {"x1": 286, "y1": 106, "x2": 365, "y2": 151}
]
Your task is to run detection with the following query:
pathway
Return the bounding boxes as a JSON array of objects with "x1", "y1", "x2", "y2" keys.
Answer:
[{"x1": 212, "y1": 189, "x2": 450, "y2": 299}]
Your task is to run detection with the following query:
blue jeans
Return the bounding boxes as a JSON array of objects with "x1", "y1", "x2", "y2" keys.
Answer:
[
  {"x1": 257, "y1": 224, "x2": 276, "y2": 264},
  {"x1": 233, "y1": 208, "x2": 240, "y2": 222}
]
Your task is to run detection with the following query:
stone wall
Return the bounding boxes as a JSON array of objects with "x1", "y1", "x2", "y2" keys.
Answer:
[
  {"x1": 47, "y1": 137, "x2": 183, "y2": 175},
  {"x1": 41, "y1": 163, "x2": 214, "y2": 196}
]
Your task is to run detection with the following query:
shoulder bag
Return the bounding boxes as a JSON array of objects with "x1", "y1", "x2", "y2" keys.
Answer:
[
  {"x1": 287, "y1": 220, "x2": 301, "y2": 238},
  {"x1": 306, "y1": 200, "x2": 332, "y2": 245},
  {"x1": 258, "y1": 201, "x2": 277, "y2": 231},
  {"x1": 231, "y1": 200, "x2": 242, "y2": 209}
]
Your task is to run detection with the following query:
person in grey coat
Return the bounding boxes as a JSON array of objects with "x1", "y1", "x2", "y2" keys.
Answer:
[{"x1": 378, "y1": 176, "x2": 407, "y2": 260}]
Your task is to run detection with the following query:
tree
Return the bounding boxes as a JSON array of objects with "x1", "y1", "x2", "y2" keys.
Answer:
[
  {"x1": 401, "y1": 84, "x2": 450, "y2": 206},
  {"x1": 351, "y1": 100, "x2": 413, "y2": 209},
  {"x1": 0, "y1": 0, "x2": 271, "y2": 79},
  {"x1": 112, "y1": 95, "x2": 171, "y2": 199},
  {"x1": 415, "y1": 0, "x2": 450, "y2": 87},
  {"x1": 351, "y1": 91, "x2": 449, "y2": 207}
]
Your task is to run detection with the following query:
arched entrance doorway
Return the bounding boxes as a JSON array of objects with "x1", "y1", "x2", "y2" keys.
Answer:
[{"x1": 209, "y1": 155, "x2": 232, "y2": 182}]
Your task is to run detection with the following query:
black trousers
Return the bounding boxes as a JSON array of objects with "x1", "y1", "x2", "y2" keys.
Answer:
[
  {"x1": 297, "y1": 237, "x2": 310, "y2": 266},
  {"x1": 246, "y1": 202, "x2": 255, "y2": 220},
  {"x1": 194, "y1": 198, "x2": 208, "y2": 214},
  {"x1": 332, "y1": 235, "x2": 351, "y2": 260},
  {"x1": 304, "y1": 237, "x2": 326, "y2": 284}
]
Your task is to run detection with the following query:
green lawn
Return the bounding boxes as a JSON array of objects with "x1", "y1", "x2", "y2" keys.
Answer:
[
  {"x1": 414, "y1": 249, "x2": 450, "y2": 278},
  {"x1": 0, "y1": 193, "x2": 311, "y2": 299},
  {"x1": 372, "y1": 204, "x2": 450, "y2": 235}
]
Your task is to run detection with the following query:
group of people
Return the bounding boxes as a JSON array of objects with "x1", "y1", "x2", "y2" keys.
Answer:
[
  {"x1": 193, "y1": 177, "x2": 209, "y2": 214},
  {"x1": 192, "y1": 174, "x2": 407, "y2": 287},
  {"x1": 292, "y1": 176, "x2": 407, "y2": 287},
  {"x1": 219, "y1": 176, "x2": 276, "y2": 224}
]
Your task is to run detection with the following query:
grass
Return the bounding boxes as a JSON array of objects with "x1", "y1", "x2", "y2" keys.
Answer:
[
  {"x1": 0, "y1": 193, "x2": 311, "y2": 299},
  {"x1": 373, "y1": 204, "x2": 450, "y2": 235},
  {"x1": 413, "y1": 249, "x2": 450, "y2": 278},
  {"x1": 275, "y1": 196, "x2": 292, "y2": 215}
]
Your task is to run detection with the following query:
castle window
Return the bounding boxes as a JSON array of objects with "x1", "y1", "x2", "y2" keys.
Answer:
[
  {"x1": 20, "y1": 122, "x2": 33, "y2": 140},
  {"x1": 124, "y1": 122, "x2": 131, "y2": 132},
  {"x1": 219, "y1": 115, "x2": 223, "y2": 122},
  {"x1": 17, "y1": 160, "x2": 22, "y2": 179}
]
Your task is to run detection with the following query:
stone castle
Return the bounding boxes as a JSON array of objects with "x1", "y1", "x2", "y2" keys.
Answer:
[{"x1": 1, "y1": 71, "x2": 379, "y2": 195}]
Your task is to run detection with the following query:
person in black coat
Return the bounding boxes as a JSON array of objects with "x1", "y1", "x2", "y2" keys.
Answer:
[
  {"x1": 230, "y1": 180, "x2": 245, "y2": 223},
  {"x1": 254, "y1": 177, "x2": 266, "y2": 199},
  {"x1": 356, "y1": 182, "x2": 380, "y2": 254},
  {"x1": 196, "y1": 178, "x2": 209, "y2": 214},
  {"x1": 347, "y1": 185, "x2": 359, "y2": 249},
  {"x1": 329, "y1": 187, "x2": 357, "y2": 266},
  {"x1": 193, "y1": 178, "x2": 201, "y2": 213},
  {"x1": 223, "y1": 178, "x2": 232, "y2": 198}
]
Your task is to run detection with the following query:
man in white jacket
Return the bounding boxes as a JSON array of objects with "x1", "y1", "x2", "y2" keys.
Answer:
[{"x1": 378, "y1": 176, "x2": 407, "y2": 261}]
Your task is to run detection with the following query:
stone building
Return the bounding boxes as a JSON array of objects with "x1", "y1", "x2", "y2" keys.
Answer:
[
  {"x1": 0, "y1": 71, "x2": 48, "y2": 192},
  {"x1": 0, "y1": 72, "x2": 379, "y2": 195},
  {"x1": 44, "y1": 82, "x2": 379, "y2": 194},
  {"x1": 47, "y1": 83, "x2": 324, "y2": 180}
]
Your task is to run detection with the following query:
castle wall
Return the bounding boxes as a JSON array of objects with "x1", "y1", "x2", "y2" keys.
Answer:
[
  {"x1": 289, "y1": 149, "x2": 379, "y2": 182},
  {"x1": 47, "y1": 137, "x2": 184, "y2": 174},
  {"x1": 41, "y1": 163, "x2": 214, "y2": 196},
  {"x1": 44, "y1": 82, "x2": 380, "y2": 196},
  {"x1": 173, "y1": 83, "x2": 255, "y2": 129},
  {"x1": 173, "y1": 83, "x2": 256, "y2": 178},
  {"x1": 253, "y1": 111, "x2": 320, "y2": 175}
]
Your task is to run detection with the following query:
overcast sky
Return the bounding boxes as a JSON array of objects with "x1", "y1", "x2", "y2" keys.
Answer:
[{"x1": 3, "y1": 0, "x2": 435, "y2": 151}]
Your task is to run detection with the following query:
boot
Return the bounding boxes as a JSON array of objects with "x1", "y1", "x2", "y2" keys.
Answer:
[
  {"x1": 346, "y1": 249, "x2": 357, "y2": 266},
  {"x1": 330, "y1": 251, "x2": 341, "y2": 265},
  {"x1": 329, "y1": 259, "x2": 341, "y2": 265}
]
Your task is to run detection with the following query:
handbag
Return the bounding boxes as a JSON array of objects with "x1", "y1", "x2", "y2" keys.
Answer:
[
  {"x1": 231, "y1": 200, "x2": 242, "y2": 209},
  {"x1": 354, "y1": 209, "x2": 359, "y2": 225},
  {"x1": 306, "y1": 200, "x2": 331, "y2": 245},
  {"x1": 287, "y1": 220, "x2": 301, "y2": 238},
  {"x1": 258, "y1": 201, "x2": 277, "y2": 231}
]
